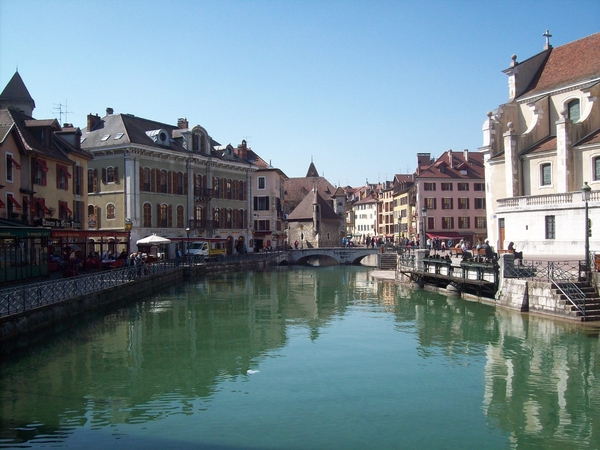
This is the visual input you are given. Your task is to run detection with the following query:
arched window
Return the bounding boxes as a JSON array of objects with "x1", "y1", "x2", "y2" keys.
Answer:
[
  {"x1": 106, "y1": 203, "x2": 116, "y2": 220},
  {"x1": 213, "y1": 177, "x2": 220, "y2": 198},
  {"x1": 159, "y1": 204, "x2": 168, "y2": 227},
  {"x1": 177, "y1": 205, "x2": 184, "y2": 228},
  {"x1": 142, "y1": 167, "x2": 151, "y2": 191},
  {"x1": 143, "y1": 203, "x2": 152, "y2": 227},
  {"x1": 175, "y1": 172, "x2": 184, "y2": 195},
  {"x1": 195, "y1": 206, "x2": 203, "y2": 228},
  {"x1": 227, "y1": 179, "x2": 232, "y2": 199},
  {"x1": 239, "y1": 181, "x2": 245, "y2": 200},
  {"x1": 160, "y1": 170, "x2": 168, "y2": 193},
  {"x1": 106, "y1": 166, "x2": 115, "y2": 183},
  {"x1": 213, "y1": 207, "x2": 220, "y2": 228},
  {"x1": 568, "y1": 99, "x2": 580, "y2": 122},
  {"x1": 226, "y1": 208, "x2": 232, "y2": 227}
]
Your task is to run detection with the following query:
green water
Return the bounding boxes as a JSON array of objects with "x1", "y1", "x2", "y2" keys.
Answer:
[{"x1": 1, "y1": 266, "x2": 599, "y2": 449}]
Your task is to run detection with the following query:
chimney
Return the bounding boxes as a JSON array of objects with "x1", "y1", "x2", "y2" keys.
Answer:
[
  {"x1": 87, "y1": 113, "x2": 101, "y2": 131},
  {"x1": 177, "y1": 117, "x2": 189, "y2": 129},
  {"x1": 106, "y1": 107, "x2": 114, "y2": 115},
  {"x1": 237, "y1": 140, "x2": 248, "y2": 159},
  {"x1": 448, "y1": 149, "x2": 453, "y2": 168},
  {"x1": 463, "y1": 149, "x2": 469, "y2": 162}
]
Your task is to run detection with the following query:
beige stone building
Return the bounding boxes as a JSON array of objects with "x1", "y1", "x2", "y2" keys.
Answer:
[
  {"x1": 81, "y1": 110, "x2": 256, "y2": 256},
  {"x1": 481, "y1": 31, "x2": 600, "y2": 256}
]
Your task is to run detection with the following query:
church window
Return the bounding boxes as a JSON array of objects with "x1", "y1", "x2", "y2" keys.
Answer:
[
  {"x1": 594, "y1": 157, "x2": 600, "y2": 181},
  {"x1": 540, "y1": 163, "x2": 552, "y2": 187},
  {"x1": 568, "y1": 99, "x2": 580, "y2": 122}
]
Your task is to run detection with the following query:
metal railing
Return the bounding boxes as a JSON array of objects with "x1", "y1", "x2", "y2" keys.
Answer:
[
  {"x1": 0, "y1": 259, "x2": 178, "y2": 318},
  {"x1": 0, "y1": 252, "x2": 283, "y2": 318},
  {"x1": 503, "y1": 259, "x2": 582, "y2": 282},
  {"x1": 550, "y1": 263, "x2": 587, "y2": 317}
]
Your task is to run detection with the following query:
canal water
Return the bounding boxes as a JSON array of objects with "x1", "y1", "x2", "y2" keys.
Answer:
[{"x1": 1, "y1": 266, "x2": 599, "y2": 449}]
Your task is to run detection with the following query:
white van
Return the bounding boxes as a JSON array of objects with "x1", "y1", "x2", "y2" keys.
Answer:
[{"x1": 186, "y1": 241, "x2": 209, "y2": 257}]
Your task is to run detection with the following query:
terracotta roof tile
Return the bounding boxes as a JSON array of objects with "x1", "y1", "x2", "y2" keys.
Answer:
[
  {"x1": 416, "y1": 150, "x2": 484, "y2": 179},
  {"x1": 520, "y1": 32, "x2": 600, "y2": 99},
  {"x1": 576, "y1": 127, "x2": 600, "y2": 146},
  {"x1": 522, "y1": 136, "x2": 557, "y2": 155}
]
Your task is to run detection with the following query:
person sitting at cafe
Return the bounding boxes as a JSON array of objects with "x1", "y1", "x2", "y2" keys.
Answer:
[
  {"x1": 480, "y1": 240, "x2": 495, "y2": 261},
  {"x1": 460, "y1": 240, "x2": 472, "y2": 260}
]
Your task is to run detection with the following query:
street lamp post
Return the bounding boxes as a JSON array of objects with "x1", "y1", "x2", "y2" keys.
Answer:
[
  {"x1": 185, "y1": 227, "x2": 190, "y2": 255},
  {"x1": 582, "y1": 182, "x2": 591, "y2": 277},
  {"x1": 125, "y1": 218, "x2": 133, "y2": 255},
  {"x1": 421, "y1": 207, "x2": 427, "y2": 252}
]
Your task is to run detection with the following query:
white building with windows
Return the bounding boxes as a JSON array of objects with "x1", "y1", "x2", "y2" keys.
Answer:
[
  {"x1": 481, "y1": 31, "x2": 600, "y2": 257},
  {"x1": 353, "y1": 195, "x2": 378, "y2": 244}
]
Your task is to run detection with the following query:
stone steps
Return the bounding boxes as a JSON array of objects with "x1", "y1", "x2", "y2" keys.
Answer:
[
  {"x1": 553, "y1": 282, "x2": 600, "y2": 321},
  {"x1": 378, "y1": 254, "x2": 397, "y2": 270}
]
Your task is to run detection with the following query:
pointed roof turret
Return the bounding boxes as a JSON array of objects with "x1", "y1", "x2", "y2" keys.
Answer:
[
  {"x1": 306, "y1": 161, "x2": 319, "y2": 177},
  {"x1": 0, "y1": 71, "x2": 35, "y2": 115}
]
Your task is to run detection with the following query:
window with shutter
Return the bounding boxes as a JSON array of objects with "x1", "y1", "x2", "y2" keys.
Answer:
[
  {"x1": 168, "y1": 205, "x2": 173, "y2": 227},
  {"x1": 143, "y1": 203, "x2": 152, "y2": 227}
]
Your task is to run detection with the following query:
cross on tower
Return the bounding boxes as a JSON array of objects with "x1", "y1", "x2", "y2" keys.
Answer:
[{"x1": 543, "y1": 29, "x2": 552, "y2": 50}]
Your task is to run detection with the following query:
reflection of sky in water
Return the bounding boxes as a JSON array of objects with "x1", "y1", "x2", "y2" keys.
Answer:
[{"x1": 0, "y1": 266, "x2": 599, "y2": 449}]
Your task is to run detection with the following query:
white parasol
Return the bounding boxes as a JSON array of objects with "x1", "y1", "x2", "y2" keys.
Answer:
[{"x1": 136, "y1": 234, "x2": 172, "y2": 245}]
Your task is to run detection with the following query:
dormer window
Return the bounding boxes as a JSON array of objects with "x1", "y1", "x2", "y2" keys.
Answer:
[
  {"x1": 146, "y1": 129, "x2": 170, "y2": 146},
  {"x1": 568, "y1": 99, "x2": 580, "y2": 122}
]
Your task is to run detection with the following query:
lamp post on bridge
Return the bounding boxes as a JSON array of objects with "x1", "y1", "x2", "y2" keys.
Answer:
[
  {"x1": 125, "y1": 218, "x2": 132, "y2": 255},
  {"x1": 582, "y1": 182, "x2": 591, "y2": 277},
  {"x1": 185, "y1": 227, "x2": 190, "y2": 255}
]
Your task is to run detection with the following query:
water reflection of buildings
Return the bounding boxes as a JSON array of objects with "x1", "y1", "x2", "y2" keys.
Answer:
[
  {"x1": 482, "y1": 310, "x2": 600, "y2": 448},
  {"x1": 392, "y1": 289, "x2": 600, "y2": 448},
  {"x1": 2, "y1": 269, "x2": 599, "y2": 448}
]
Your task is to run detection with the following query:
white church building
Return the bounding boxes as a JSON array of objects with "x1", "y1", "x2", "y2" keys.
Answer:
[{"x1": 480, "y1": 31, "x2": 600, "y2": 259}]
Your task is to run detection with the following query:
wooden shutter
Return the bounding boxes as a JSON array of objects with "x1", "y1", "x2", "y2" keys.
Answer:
[
  {"x1": 168, "y1": 171, "x2": 172, "y2": 194},
  {"x1": 184, "y1": 173, "x2": 188, "y2": 195},
  {"x1": 102, "y1": 167, "x2": 106, "y2": 184},
  {"x1": 168, "y1": 205, "x2": 173, "y2": 228},
  {"x1": 139, "y1": 167, "x2": 144, "y2": 191},
  {"x1": 151, "y1": 169, "x2": 156, "y2": 192},
  {"x1": 114, "y1": 167, "x2": 119, "y2": 184}
]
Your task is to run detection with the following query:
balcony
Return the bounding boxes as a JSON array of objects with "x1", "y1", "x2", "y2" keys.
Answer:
[
  {"x1": 194, "y1": 187, "x2": 213, "y2": 203},
  {"x1": 189, "y1": 219, "x2": 216, "y2": 230},
  {"x1": 497, "y1": 190, "x2": 600, "y2": 211}
]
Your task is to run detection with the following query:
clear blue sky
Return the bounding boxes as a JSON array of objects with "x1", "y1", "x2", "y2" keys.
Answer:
[{"x1": 1, "y1": 0, "x2": 598, "y2": 187}]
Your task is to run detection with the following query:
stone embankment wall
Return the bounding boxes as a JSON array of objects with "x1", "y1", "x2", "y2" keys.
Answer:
[{"x1": 0, "y1": 258, "x2": 276, "y2": 353}]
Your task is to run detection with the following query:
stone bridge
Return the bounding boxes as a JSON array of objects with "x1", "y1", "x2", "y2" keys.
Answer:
[{"x1": 276, "y1": 247, "x2": 380, "y2": 266}]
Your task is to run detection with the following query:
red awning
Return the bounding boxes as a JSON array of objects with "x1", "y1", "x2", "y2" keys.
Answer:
[
  {"x1": 22, "y1": 197, "x2": 34, "y2": 211},
  {"x1": 6, "y1": 154, "x2": 21, "y2": 170},
  {"x1": 37, "y1": 159, "x2": 49, "y2": 172},
  {"x1": 60, "y1": 203, "x2": 73, "y2": 215},
  {"x1": 426, "y1": 232, "x2": 469, "y2": 240},
  {"x1": 7, "y1": 194, "x2": 21, "y2": 210},
  {"x1": 59, "y1": 166, "x2": 72, "y2": 178},
  {"x1": 34, "y1": 198, "x2": 51, "y2": 214}
]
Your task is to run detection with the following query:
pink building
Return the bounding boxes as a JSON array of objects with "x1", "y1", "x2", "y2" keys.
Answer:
[{"x1": 414, "y1": 150, "x2": 486, "y2": 247}]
